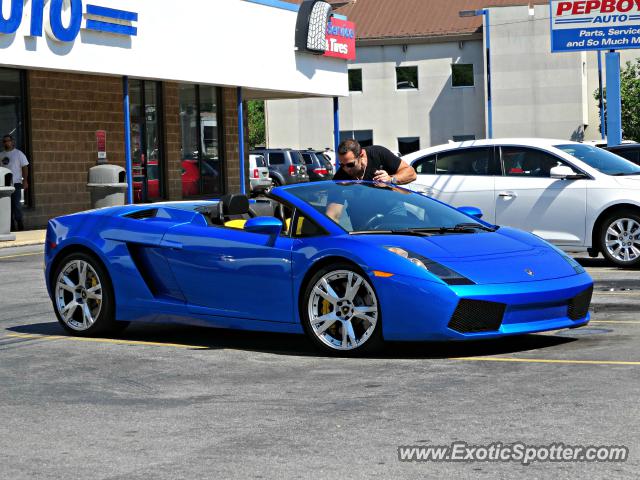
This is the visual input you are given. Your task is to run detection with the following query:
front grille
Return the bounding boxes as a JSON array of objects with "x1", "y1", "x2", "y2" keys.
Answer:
[
  {"x1": 448, "y1": 299, "x2": 506, "y2": 333},
  {"x1": 568, "y1": 286, "x2": 593, "y2": 320}
]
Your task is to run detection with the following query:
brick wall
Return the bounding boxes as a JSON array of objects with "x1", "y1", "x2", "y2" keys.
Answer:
[
  {"x1": 26, "y1": 70, "x2": 125, "y2": 228},
  {"x1": 221, "y1": 87, "x2": 249, "y2": 195},
  {"x1": 23, "y1": 73, "x2": 245, "y2": 228},
  {"x1": 162, "y1": 82, "x2": 182, "y2": 201}
]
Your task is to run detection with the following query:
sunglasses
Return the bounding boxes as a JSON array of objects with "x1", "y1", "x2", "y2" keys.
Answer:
[{"x1": 341, "y1": 161, "x2": 357, "y2": 169}]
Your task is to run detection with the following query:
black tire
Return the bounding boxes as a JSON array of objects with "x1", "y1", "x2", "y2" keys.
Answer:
[
  {"x1": 301, "y1": 262, "x2": 383, "y2": 356},
  {"x1": 270, "y1": 177, "x2": 282, "y2": 187},
  {"x1": 599, "y1": 209, "x2": 640, "y2": 267},
  {"x1": 51, "y1": 251, "x2": 128, "y2": 336}
]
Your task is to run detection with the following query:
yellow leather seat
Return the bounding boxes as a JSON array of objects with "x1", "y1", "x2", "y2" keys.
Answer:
[
  {"x1": 285, "y1": 217, "x2": 305, "y2": 235},
  {"x1": 224, "y1": 219, "x2": 247, "y2": 229}
]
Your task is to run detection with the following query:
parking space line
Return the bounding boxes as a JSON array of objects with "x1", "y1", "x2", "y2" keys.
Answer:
[
  {"x1": 0, "y1": 252, "x2": 42, "y2": 260},
  {"x1": 5, "y1": 333, "x2": 208, "y2": 350},
  {"x1": 451, "y1": 357, "x2": 640, "y2": 366},
  {"x1": 589, "y1": 320, "x2": 640, "y2": 324}
]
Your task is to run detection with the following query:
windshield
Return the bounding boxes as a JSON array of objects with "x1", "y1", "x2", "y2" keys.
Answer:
[
  {"x1": 286, "y1": 181, "x2": 491, "y2": 233},
  {"x1": 555, "y1": 144, "x2": 640, "y2": 175}
]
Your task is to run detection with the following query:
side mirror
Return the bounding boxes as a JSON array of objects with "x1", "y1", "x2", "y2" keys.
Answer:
[
  {"x1": 550, "y1": 165, "x2": 583, "y2": 180},
  {"x1": 244, "y1": 216, "x2": 283, "y2": 244},
  {"x1": 458, "y1": 206, "x2": 483, "y2": 219}
]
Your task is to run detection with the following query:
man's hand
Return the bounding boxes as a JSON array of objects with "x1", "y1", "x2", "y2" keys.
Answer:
[
  {"x1": 373, "y1": 170, "x2": 391, "y2": 183},
  {"x1": 22, "y1": 179, "x2": 28, "y2": 190}
]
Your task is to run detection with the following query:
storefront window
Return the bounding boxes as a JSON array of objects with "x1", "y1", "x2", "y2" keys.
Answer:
[
  {"x1": 179, "y1": 84, "x2": 223, "y2": 197},
  {"x1": 129, "y1": 80, "x2": 164, "y2": 203},
  {"x1": 0, "y1": 68, "x2": 28, "y2": 205}
]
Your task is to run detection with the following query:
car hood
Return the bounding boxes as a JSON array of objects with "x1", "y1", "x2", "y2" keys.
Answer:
[{"x1": 356, "y1": 228, "x2": 578, "y2": 284}]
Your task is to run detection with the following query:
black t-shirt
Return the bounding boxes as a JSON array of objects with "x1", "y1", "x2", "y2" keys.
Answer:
[{"x1": 333, "y1": 145, "x2": 401, "y2": 181}]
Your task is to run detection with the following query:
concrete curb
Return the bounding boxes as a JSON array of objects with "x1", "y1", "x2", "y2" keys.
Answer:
[{"x1": 0, "y1": 230, "x2": 46, "y2": 249}]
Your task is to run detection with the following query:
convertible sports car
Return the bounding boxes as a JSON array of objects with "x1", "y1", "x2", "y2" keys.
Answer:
[{"x1": 44, "y1": 181, "x2": 593, "y2": 354}]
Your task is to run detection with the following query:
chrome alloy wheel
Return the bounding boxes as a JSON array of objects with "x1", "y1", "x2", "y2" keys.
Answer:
[
  {"x1": 307, "y1": 270, "x2": 378, "y2": 351},
  {"x1": 604, "y1": 217, "x2": 640, "y2": 263},
  {"x1": 55, "y1": 259, "x2": 103, "y2": 331}
]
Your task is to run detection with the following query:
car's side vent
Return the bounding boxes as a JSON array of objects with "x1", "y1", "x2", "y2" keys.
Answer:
[
  {"x1": 124, "y1": 208, "x2": 158, "y2": 220},
  {"x1": 568, "y1": 286, "x2": 593, "y2": 320},
  {"x1": 448, "y1": 299, "x2": 506, "y2": 333}
]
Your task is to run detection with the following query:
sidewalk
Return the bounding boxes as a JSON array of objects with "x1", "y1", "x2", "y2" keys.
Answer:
[{"x1": 0, "y1": 229, "x2": 46, "y2": 248}]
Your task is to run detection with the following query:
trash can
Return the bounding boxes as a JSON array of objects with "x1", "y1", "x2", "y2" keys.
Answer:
[
  {"x1": 87, "y1": 164, "x2": 128, "y2": 209},
  {"x1": 0, "y1": 167, "x2": 15, "y2": 241}
]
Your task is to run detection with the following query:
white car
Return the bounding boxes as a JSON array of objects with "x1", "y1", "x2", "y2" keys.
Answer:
[
  {"x1": 404, "y1": 138, "x2": 640, "y2": 267},
  {"x1": 249, "y1": 153, "x2": 271, "y2": 193}
]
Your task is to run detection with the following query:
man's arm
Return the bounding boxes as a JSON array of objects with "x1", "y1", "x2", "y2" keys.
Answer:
[
  {"x1": 325, "y1": 202, "x2": 344, "y2": 223},
  {"x1": 372, "y1": 146, "x2": 417, "y2": 184},
  {"x1": 391, "y1": 159, "x2": 417, "y2": 184},
  {"x1": 21, "y1": 165, "x2": 28, "y2": 190}
]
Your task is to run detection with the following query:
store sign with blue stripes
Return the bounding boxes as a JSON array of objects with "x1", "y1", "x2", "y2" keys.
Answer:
[
  {"x1": 550, "y1": 0, "x2": 640, "y2": 51},
  {"x1": 0, "y1": 0, "x2": 138, "y2": 42}
]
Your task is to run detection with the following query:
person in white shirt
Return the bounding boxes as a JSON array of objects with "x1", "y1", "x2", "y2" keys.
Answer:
[{"x1": 2, "y1": 134, "x2": 29, "y2": 231}]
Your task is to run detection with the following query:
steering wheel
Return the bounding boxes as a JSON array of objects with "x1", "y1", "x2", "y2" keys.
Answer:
[{"x1": 362, "y1": 214, "x2": 386, "y2": 230}]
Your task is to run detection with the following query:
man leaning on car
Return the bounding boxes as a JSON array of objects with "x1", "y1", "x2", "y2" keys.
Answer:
[{"x1": 326, "y1": 139, "x2": 417, "y2": 223}]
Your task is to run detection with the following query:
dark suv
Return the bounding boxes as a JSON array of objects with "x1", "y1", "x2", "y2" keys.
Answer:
[
  {"x1": 251, "y1": 148, "x2": 309, "y2": 186},
  {"x1": 300, "y1": 149, "x2": 335, "y2": 181}
]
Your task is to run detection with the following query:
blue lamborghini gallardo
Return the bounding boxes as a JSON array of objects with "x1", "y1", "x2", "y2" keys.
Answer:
[{"x1": 45, "y1": 181, "x2": 593, "y2": 354}]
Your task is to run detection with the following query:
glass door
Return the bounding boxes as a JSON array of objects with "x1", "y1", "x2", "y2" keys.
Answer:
[{"x1": 130, "y1": 80, "x2": 164, "y2": 203}]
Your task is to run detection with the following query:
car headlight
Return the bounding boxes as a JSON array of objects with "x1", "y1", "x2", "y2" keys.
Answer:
[
  {"x1": 385, "y1": 246, "x2": 474, "y2": 285},
  {"x1": 545, "y1": 243, "x2": 586, "y2": 274}
]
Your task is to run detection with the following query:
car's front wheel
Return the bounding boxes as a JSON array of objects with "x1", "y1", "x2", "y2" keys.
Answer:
[
  {"x1": 302, "y1": 263, "x2": 382, "y2": 355},
  {"x1": 52, "y1": 252, "x2": 126, "y2": 336},
  {"x1": 599, "y1": 210, "x2": 640, "y2": 267}
]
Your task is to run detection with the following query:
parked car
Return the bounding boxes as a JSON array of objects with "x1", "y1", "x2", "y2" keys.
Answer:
[
  {"x1": 44, "y1": 181, "x2": 592, "y2": 354},
  {"x1": 250, "y1": 148, "x2": 309, "y2": 186},
  {"x1": 249, "y1": 153, "x2": 271, "y2": 193},
  {"x1": 603, "y1": 143, "x2": 640, "y2": 165},
  {"x1": 404, "y1": 138, "x2": 640, "y2": 267},
  {"x1": 301, "y1": 149, "x2": 334, "y2": 181},
  {"x1": 181, "y1": 159, "x2": 221, "y2": 197}
]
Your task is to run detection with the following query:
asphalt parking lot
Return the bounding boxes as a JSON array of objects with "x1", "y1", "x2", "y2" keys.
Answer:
[{"x1": 1, "y1": 246, "x2": 639, "y2": 479}]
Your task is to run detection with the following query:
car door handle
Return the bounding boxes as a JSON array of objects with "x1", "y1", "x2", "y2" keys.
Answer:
[{"x1": 498, "y1": 191, "x2": 517, "y2": 199}]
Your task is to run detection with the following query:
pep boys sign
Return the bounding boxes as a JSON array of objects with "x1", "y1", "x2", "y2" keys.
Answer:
[
  {"x1": 551, "y1": 0, "x2": 640, "y2": 51},
  {"x1": 0, "y1": 0, "x2": 138, "y2": 42}
]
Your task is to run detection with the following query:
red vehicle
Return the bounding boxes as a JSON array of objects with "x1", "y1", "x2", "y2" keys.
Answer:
[
  {"x1": 181, "y1": 158, "x2": 221, "y2": 197},
  {"x1": 181, "y1": 159, "x2": 199, "y2": 197},
  {"x1": 132, "y1": 160, "x2": 159, "y2": 203}
]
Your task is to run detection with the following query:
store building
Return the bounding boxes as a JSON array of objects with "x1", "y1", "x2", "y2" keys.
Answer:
[
  {"x1": 0, "y1": 0, "x2": 349, "y2": 228},
  {"x1": 265, "y1": 0, "x2": 640, "y2": 154}
]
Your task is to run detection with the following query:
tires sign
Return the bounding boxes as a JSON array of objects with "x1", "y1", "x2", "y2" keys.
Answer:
[
  {"x1": 323, "y1": 17, "x2": 356, "y2": 60},
  {"x1": 550, "y1": 0, "x2": 640, "y2": 51}
]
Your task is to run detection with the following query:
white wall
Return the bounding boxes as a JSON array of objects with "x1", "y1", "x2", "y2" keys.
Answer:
[
  {"x1": 266, "y1": 40, "x2": 486, "y2": 150},
  {"x1": 488, "y1": 4, "x2": 640, "y2": 141},
  {"x1": 0, "y1": 0, "x2": 347, "y2": 97}
]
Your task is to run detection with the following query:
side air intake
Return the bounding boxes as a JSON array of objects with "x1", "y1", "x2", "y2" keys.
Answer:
[{"x1": 124, "y1": 209, "x2": 158, "y2": 220}]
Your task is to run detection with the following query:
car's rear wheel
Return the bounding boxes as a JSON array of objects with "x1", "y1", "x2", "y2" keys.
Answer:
[
  {"x1": 599, "y1": 210, "x2": 640, "y2": 267},
  {"x1": 52, "y1": 252, "x2": 126, "y2": 336},
  {"x1": 302, "y1": 263, "x2": 382, "y2": 355}
]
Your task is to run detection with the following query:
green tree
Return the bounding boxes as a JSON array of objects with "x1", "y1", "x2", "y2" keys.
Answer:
[
  {"x1": 594, "y1": 58, "x2": 640, "y2": 141},
  {"x1": 247, "y1": 100, "x2": 265, "y2": 149}
]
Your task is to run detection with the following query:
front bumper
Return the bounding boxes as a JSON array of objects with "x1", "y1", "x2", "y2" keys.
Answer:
[{"x1": 373, "y1": 272, "x2": 593, "y2": 341}]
